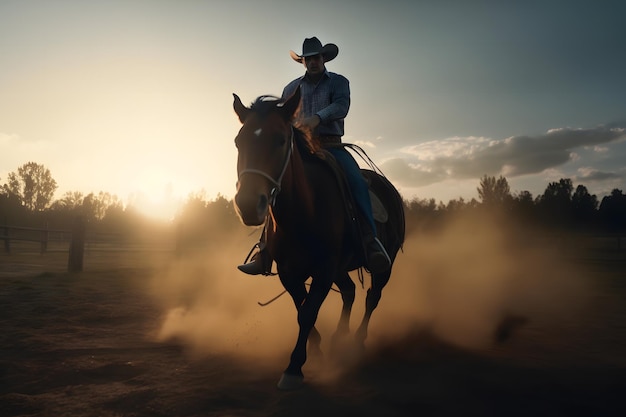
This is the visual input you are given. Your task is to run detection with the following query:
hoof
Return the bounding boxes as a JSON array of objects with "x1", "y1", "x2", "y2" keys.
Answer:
[{"x1": 277, "y1": 372, "x2": 304, "y2": 390}]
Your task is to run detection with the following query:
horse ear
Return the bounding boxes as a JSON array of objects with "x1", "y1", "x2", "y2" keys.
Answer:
[
  {"x1": 281, "y1": 87, "x2": 301, "y2": 121},
  {"x1": 233, "y1": 93, "x2": 250, "y2": 124}
]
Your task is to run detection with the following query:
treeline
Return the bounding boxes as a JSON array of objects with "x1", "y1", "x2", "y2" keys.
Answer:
[
  {"x1": 405, "y1": 175, "x2": 626, "y2": 236},
  {"x1": 1, "y1": 163, "x2": 625, "y2": 240}
]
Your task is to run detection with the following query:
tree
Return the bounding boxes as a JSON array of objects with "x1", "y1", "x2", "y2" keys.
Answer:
[
  {"x1": 445, "y1": 197, "x2": 478, "y2": 212},
  {"x1": 571, "y1": 184, "x2": 598, "y2": 227},
  {"x1": 514, "y1": 190, "x2": 534, "y2": 207},
  {"x1": 5, "y1": 162, "x2": 58, "y2": 211},
  {"x1": 598, "y1": 188, "x2": 626, "y2": 232},
  {"x1": 51, "y1": 191, "x2": 84, "y2": 211},
  {"x1": 0, "y1": 185, "x2": 23, "y2": 221},
  {"x1": 404, "y1": 197, "x2": 440, "y2": 233},
  {"x1": 537, "y1": 178, "x2": 574, "y2": 227},
  {"x1": 540, "y1": 178, "x2": 573, "y2": 205},
  {"x1": 511, "y1": 190, "x2": 536, "y2": 222},
  {"x1": 83, "y1": 192, "x2": 119, "y2": 221},
  {"x1": 51, "y1": 190, "x2": 122, "y2": 223},
  {"x1": 477, "y1": 175, "x2": 511, "y2": 206}
]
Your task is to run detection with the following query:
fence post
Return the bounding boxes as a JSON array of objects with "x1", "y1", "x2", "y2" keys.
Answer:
[{"x1": 68, "y1": 216, "x2": 85, "y2": 272}]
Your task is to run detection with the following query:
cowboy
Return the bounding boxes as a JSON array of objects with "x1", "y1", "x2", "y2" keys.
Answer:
[{"x1": 237, "y1": 36, "x2": 391, "y2": 275}]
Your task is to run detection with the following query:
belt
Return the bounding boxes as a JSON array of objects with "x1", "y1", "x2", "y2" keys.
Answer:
[{"x1": 316, "y1": 135, "x2": 342, "y2": 145}]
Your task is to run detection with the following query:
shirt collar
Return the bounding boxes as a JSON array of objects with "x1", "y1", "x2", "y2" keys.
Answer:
[{"x1": 303, "y1": 68, "x2": 329, "y2": 83}]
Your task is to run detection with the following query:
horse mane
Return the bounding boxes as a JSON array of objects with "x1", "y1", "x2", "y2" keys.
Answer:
[
  {"x1": 293, "y1": 128, "x2": 321, "y2": 160},
  {"x1": 249, "y1": 95, "x2": 283, "y2": 118},
  {"x1": 249, "y1": 95, "x2": 319, "y2": 158}
]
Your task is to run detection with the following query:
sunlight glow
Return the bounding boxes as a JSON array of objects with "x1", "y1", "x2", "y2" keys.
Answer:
[{"x1": 128, "y1": 188, "x2": 181, "y2": 221}]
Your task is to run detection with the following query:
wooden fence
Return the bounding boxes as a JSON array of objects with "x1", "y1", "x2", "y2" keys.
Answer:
[
  {"x1": 1, "y1": 217, "x2": 87, "y2": 272},
  {"x1": 2, "y1": 219, "x2": 622, "y2": 275},
  {"x1": 1, "y1": 218, "x2": 178, "y2": 274}
]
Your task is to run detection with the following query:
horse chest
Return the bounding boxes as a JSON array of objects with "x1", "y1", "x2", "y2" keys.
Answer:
[{"x1": 272, "y1": 226, "x2": 339, "y2": 264}]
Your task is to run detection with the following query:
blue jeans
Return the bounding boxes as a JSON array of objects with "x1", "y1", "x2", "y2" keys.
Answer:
[{"x1": 326, "y1": 147, "x2": 377, "y2": 234}]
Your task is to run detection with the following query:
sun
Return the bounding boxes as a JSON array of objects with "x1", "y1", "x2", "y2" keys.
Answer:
[
  {"x1": 130, "y1": 190, "x2": 181, "y2": 222},
  {"x1": 128, "y1": 170, "x2": 184, "y2": 221}
]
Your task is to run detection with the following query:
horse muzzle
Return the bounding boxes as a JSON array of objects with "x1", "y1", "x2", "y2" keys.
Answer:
[{"x1": 235, "y1": 190, "x2": 269, "y2": 226}]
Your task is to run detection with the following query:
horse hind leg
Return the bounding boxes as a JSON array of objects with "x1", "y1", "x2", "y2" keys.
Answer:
[
  {"x1": 355, "y1": 288, "x2": 380, "y2": 348},
  {"x1": 355, "y1": 270, "x2": 391, "y2": 348},
  {"x1": 335, "y1": 272, "x2": 356, "y2": 334},
  {"x1": 308, "y1": 326, "x2": 323, "y2": 360},
  {"x1": 330, "y1": 272, "x2": 355, "y2": 355}
]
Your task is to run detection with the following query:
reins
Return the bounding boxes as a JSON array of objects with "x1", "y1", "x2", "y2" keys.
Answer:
[
  {"x1": 258, "y1": 282, "x2": 340, "y2": 307},
  {"x1": 326, "y1": 142, "x2": 387, "y2": 178}
]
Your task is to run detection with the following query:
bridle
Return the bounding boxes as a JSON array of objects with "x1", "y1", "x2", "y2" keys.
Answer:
[{"x1": 237, "y1": 126, "x2": 294, "y2": 206}]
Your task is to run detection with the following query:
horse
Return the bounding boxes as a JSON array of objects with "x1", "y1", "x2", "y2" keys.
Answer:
[{"x1": 232, "y1": 88, "x2": 405, "y2": 390}]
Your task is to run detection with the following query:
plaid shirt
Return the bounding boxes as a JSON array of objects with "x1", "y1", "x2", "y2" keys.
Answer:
[{"x1": 282, "y1": 70, "x2": 350, "y2": 137}]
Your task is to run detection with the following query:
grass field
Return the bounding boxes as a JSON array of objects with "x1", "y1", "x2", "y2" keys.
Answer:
[{"x1": 1, "y1": 230, "x2": 625, "y2": 416}]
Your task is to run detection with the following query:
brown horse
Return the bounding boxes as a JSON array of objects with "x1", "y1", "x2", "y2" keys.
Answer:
[{"x1": 233, "y1": 88, "x2": 405, "y2": 390}]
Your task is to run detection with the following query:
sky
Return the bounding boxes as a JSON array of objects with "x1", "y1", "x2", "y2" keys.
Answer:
[{"x1": 1, "y1": 0, "x2": 625, "y2": 219}]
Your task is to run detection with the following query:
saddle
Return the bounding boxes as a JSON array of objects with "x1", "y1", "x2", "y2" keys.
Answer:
[{"x1": 312, "y1": 145, "x2": 389, "y2": 261}]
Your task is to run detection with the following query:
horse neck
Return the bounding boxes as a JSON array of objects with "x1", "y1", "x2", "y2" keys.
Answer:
[{"x1": 271, "y1": 135, "x2": 316, "y2": 225}]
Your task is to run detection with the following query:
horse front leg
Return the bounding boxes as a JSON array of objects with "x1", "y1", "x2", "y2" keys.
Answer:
[
  {"x1": 283, "y1": 279, "x2": 322, "y2": 357},
  {"x1": 278, "y1": 275, "x2": 333, "y2": 390}
]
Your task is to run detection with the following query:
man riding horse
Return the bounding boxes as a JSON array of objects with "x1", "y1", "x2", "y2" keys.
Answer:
[{"x1": 238, "y1": 36, "x2": 391, "y2": 275}]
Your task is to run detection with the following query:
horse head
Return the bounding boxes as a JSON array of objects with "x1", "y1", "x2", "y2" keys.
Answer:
[{"x1": 232, "y1": 88, "x2": 301, "y2": 226}]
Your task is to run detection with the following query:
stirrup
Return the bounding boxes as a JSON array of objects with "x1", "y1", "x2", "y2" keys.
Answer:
[
  {"x1": 237, "y1": 243, "x2": 274, "y2": 276},
  {"x1": 242, "y1": 242, "x2": 264, "y2": 265},
  {"x1": 237, "y1": 256, "x2": 266, "y2": 275}
]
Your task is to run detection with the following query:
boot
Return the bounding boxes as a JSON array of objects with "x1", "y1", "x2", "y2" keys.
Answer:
[
  {"x1": 237, "y1": 247, "x2": 271, "y2": 275},
  {"x1": 365, "y1": 236, "x2": 391, "y2": 274}
]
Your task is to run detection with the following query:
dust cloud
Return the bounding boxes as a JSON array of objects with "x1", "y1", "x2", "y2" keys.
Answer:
[
  {"x1": 366, "y1": 210, "x2": 590, "y2": 353},
  {"x1": 148, "y1": 210, "x2": 590, "y2": 371},
  {"x1": 148, "y1": 230, "x2": 298, "y2": 368}
]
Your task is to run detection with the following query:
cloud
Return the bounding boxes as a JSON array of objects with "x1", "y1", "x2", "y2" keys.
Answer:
[
  {"x1": 382, "y1": 126, "x2": 626, "y2": 188},
  {"x1": 576, "y1": 167, "x2": 621, "y2": 182},
  {"x1": 354, "y1": 140, "x2": 376, "y2": 149},
  {"x1": 378, "y1": 158, "x2": 445, "y2": 187},
  {"x1": 345, "y1": 134, "x2": 384, "y2": 149}
]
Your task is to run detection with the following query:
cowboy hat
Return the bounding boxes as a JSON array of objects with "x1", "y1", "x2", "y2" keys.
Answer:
[{"x1": 289, "y1": 37, "x2": 339, "y2": 63}]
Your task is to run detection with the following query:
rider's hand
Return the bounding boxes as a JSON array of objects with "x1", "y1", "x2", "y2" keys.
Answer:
[{"x1": 300, "y1": 115, "x2": 321, "y2": 130}]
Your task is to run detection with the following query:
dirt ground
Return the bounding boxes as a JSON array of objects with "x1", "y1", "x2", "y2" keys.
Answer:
[{"x1": 1, "y1": 236, "x2": 625, "y2": 417}]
